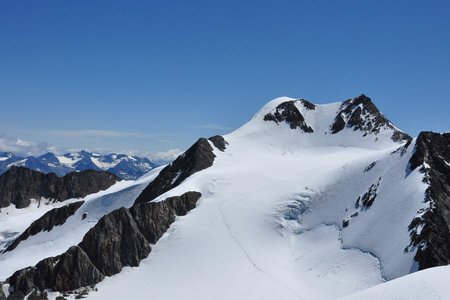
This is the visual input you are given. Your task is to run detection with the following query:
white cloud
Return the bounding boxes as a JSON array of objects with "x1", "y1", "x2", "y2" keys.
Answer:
[
  {"x1": 32, "y1": 129, "x2": 156, "y2": 139},
  {"x1": 0, "y1": 135, "x2": 54, "y2": 156},
  {"x1": 123, "y1": 149, "x2": 183, "y2": 163}
]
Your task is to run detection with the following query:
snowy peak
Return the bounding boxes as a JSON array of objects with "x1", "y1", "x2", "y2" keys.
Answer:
[
  {"x1": 238, "y1": 95, "x2": 411, "y2": 149},
  {"x1": 330, "y1": 94, "x2": 411, "y2": 142}
]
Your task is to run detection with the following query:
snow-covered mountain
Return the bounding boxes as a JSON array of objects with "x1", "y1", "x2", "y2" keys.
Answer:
[
  {"x1": 1, "y1": 94, "x2": 450, "y2": 300},
  {"x1": 0, "y1": 151, "x2": 158, "y2": 180}
]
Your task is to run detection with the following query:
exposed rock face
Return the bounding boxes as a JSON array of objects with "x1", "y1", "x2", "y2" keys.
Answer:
[
  {"x1": 135, "y1": 138, "x2": 215, "y2": 204},
  {"x1": 8, "y1": 246, "x2": 104, "y2": 295},
  {"x1": 6, "y1": 191, "x2": 202, "y2": 298},
  {"x1": 330, "y1": 94, "x2": 411, "y2": 142},
  {"x1": 300, "y1": 99, "x2": 316, "y2": 110},
  {"x1": 0, "y1": 167, "x2": 118, "y2": 208},
  {"x1": 263, "y1": 101, "x2": 314, "y2": 133},
  {"x1": 4, "y1": 201, "x2": 84, "y2": 252},
  {"x1": 407, "y1": 132, "x2": 450, "y2": 270},
  {"x1": 355, "y1": 178, "x2": 381, "y2": 209},
  {"x1": 129, "y1": 192, "x2": 201, "y2": 244},
  {"x1": 78, "y1": 208, "x2": 151, "y2": 276},
  {"x1": 208, "y1": 135, "x2": 228, "y2": 152}
]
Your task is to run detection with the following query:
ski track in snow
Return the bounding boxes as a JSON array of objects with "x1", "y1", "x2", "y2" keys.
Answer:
[{"x1": 219, "y1": 201, "x2": 302, "y2": 299}]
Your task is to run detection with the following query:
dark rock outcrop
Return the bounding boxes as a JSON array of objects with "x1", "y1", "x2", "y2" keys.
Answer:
[
  {"x1": 330, "y1": 94, "x2": 411, "y2": 143},
  {"x1": 4, "y1": 201, "x2": 84, "y2": 253},
  {"x1": 0, "y1": 288, "x2": 5, "y2": 300},
  {"x1": 263, "y1": 101, "x2": 314, "y2": 133},
  {"x1": 208, "y1": 135, "x2": 228, "y2": 152},
  {"x1": 0, "y1": 167, "x2": 118, "y2": 208},
  {"x1": 6, "y1": 191, "x2": 202, "y2": 298},
  {"x1": 407, "y1": 132, "x2": 450, "y2": 269},
  {"x1": 78, "y1": 208, "x2": 151, "y2": 276},
  {"x1": 300, "y1": 99, "x2": 316, "y2": 110},
  {"x1": 355, "y1": 178, "x2": 381, "y2": 209},
  {"x1": 130, "y1": 192, "x2": 201, "y2": 244},
  {"x1": 8, "y1": 246, "x2": 104, "y2": 295},
  {"x1": 135, "y1": 138, "x2": 215, "y2": 204},
  {"x1": 6, "y1": 291, "x2": 25, "y2": 300}
]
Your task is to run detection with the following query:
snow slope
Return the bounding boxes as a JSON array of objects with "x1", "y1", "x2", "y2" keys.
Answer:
[
  {"x1": 341, "y1": 266, "x2": 450, "y2": 300},
  {"x1": 85, "y1": 97, "x2": 428, "y2": 299},
  {"x1": 1, "y1": 96, "x2": 433, "y2": 299}
]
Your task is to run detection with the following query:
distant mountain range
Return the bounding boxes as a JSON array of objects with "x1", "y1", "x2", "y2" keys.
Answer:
[{"x1": 0, "y1": 150, "x2": 158, "y2": 180}]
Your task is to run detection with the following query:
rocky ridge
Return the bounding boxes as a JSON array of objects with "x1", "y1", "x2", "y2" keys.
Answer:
[
  {"x1": 0, "y1": 167, "x2": 118, "y2": 208},
  {"x1": 407, "y1": 132, "x2": 450, "y2": 269},
  {"x1": 5, "y1": 191, "x2": 202, "y2": 298}
]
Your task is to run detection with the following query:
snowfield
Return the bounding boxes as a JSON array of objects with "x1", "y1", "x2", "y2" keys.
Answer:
[
  {"x1": 1, "y1": 97, "x2": 440, "y2": 299},
  {"x1": 87, "y1": 98, "x2": 429, "y2": 299}
]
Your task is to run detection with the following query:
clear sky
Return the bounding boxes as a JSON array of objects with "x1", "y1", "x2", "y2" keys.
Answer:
[{"x1": 0, "y1": 0, "x2": 449, "y2": 158}]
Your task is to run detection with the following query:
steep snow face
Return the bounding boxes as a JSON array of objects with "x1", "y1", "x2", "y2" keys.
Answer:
[{"x1": 88, "y1": 97, "x2": 426, "y2": 299}]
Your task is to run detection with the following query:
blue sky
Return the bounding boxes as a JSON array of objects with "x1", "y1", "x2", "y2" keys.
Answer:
[{"x1": 0, "y1": 0, "x2": 449, "y2": 157}]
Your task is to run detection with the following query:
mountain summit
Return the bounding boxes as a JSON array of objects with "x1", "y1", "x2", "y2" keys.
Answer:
[
  {"x1": 1, "y1": 95, "x2": 450, "y2": 300},
  {"x1": 238, "y1": 94, "x2": 410, "y2": 149}
]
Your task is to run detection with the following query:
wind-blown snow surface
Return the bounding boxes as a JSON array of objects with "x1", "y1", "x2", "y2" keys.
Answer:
[
  {"x1": 84, "y1": 98, "x2": 428, "y2": 299},
  {"x1": 341, "y1": 266, "x2": 450, "y2": 300}
]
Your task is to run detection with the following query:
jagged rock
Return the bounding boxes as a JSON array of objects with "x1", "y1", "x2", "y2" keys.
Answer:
[
  {"x1": 130, "y1": 191, "x2": 201, "y2": 243},
  {"x1": 129, "y1": 201, "x2": 175, "y2": 244},
  {"x1": 165, "y1": 191, "x2": 201, "y2": 216},
  {"x1": 407, "y1": 132, "x2": 450, "y2": 269},
  {"x1": 0, "y1": 167, "x2": 118, "y2": 208},
  {"x1": 300, "y1": 99, "x2": 316, "y2": 110},
  {"x1": 135, "y1": 138, "x2": 215, "y2": 204},
  {"x1": 330, "y1": 114, "x2": 346, "y2": 133},
  {"x1": 208, "y1": 135, "x2": 228, "y2": 152},
  {"x1": 6, "y1": 191, "x2": 201, "y2": 297},
  {"x1": 4, "y1": 201, "x2": 84, "y2": 252},
  {"x1": 364, "y1": 161, "x2": 377, "y2": 173},
  {"x1": 7, "y1": 246, "x2": 104, "y2": 295},
  {"x1": 0, "y1": 288, "x2": 6, "y2": 300},
  {"x1": 360, "y1": 178, "x2": 381, "y2": 209},
  {"x1": 330, "y1": 94, "x2": 411, "y2": 142},
  {"x1": 6, "y1": 291, "x2": 25, "y2": 300},
  {"x1": 78, "y1": 208, "x2": 151, "y2": 276},
  {"x1": 263, "y1": 101, "x2": 314, "y2": 132}
]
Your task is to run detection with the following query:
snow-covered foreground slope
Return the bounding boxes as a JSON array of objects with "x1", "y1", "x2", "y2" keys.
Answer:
[
  {"x1": 341, "y1": 266, "x2": 450, "y2": 300},
  {"x1": 86, "y1": 97, "x2": 428, "y2": 299}
]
